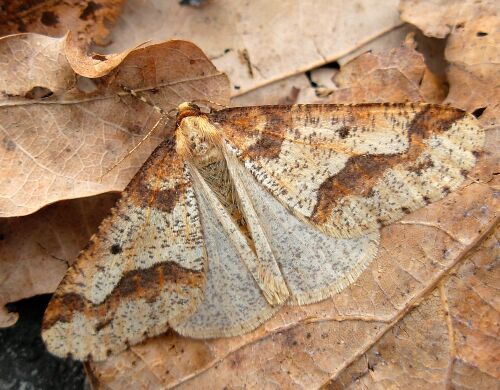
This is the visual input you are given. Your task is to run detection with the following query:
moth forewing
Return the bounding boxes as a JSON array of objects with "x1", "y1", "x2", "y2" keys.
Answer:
[
  {"x1": 42, "y1": 140, "x2": 208, "y2": 361},
  {"x1": 212, "y1": 103, "x2": 485, "y2": 238}
]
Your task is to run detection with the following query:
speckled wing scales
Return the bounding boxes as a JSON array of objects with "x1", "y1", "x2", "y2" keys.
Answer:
[
  {"x1": 42, "y1": 140, "x2": 207, "y2": 361},
  {"x1": 173, "y1": 162, "x2": 280, "y2": 338},
  {"x1": 213, "y1": 104, "x2": 484, "y2": 238},
  {"x1": 224, "y1": 144, "x2": 380, "y2": 305}
]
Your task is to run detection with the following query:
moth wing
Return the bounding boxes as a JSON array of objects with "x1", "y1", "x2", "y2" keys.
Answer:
[
  {"x1": 176, "y1": 143, "x2": 380, "y2": 339},
  {"x1": 173, "y1": 162, "x2": 279, "y2": 338},
  {"x1": 225, "y1": 145, "x2": 380, "y2": 305},
  {"x1": 212, "y1": 104, "x2": 484, "y2": 238},
  {"x1": 42, "y1": 141, "x2": 207, "y2": 361}
]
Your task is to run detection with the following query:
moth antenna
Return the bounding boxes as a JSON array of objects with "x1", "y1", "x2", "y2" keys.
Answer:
[
  {"x1": 191, "y1": 99, "x2": 229, "y2": 109},
  {"x1": 98, "y1": 114, "x2": 168, "y2": 182},
  {"x1": 98, "y1": 86, "x2": 179, "y2": 182},
  {"x1": 119, "y1": 84, "x2": 165, "y2": 115}
]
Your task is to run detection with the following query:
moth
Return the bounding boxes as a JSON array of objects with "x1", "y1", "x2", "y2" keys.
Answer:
[{"x1": 42, "y1": 102, "x2": 484, "y2": 361}]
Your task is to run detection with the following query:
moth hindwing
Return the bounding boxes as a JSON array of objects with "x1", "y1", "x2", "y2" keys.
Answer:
[{"x1": 42, "y1": 102, "x2": 484, "y2": 361}]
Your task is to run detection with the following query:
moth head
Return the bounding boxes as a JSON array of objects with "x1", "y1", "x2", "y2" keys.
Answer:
[
  {"x1": 176, "y1": 102, "x2": 202, "y2": 124},
  {"x1": 175, "y1": 102, "x2": 223, "y2": 167}
]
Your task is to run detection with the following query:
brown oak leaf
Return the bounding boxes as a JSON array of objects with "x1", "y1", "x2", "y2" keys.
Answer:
[
  {"x1": 0, "y1": 0, "x2": 124, "y2": 46},
  {"x1": 326, "y1": 225, "x2": 499, "y2": 388},
  {"x1": 323, "y1": 36, "x2": 446, "y2": 104},
  {"x1": 401, "y1": 0, "x2": 499, "y2": 127},
  {"x1": 0, "y1": 34, "x2": 230, "y2": 217}
]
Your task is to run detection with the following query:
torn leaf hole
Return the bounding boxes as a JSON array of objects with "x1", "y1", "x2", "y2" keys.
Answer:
[
  {"x1": 324, "y1": 60, "x2": 340, "y2": 70},
  {"x1": 25, "y1": 86, "x2": 53, "y2": 99},
  {"x1": 92, "y1": 54, "x2": 107, "y2": 61},
  {"x1": 472, "y1": 107, "x2": 486, "y2": 118},
  {"x1": 41, "y1": 11, "x2": 59, "y2": 26},
  {"x1": 305, "y1": 71, "x2": 318, "y2": 88}
]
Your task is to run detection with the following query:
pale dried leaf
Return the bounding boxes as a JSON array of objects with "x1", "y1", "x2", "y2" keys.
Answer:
[
  {"x1": 103, "y1": 0, "x2": 403, "y2": 95},
  {"x1": 234, "y1": 25, "x2": 422, "y2": 107},
  {"x1": 337, "y1": 24, "x2": 419, "y2": 66},
  {"x1": 337, "y1": 22, "x2": 447, "y2": 77},
  {"x1": 231, "y1": 73, "x2": 310, "y2": 107},
  {"x1": 444, "y1": 15, "x2": 499, "y2": 127},
  {"x1": 0, "y1": 34, "x2": 230, "y2": 217},
  {"x1": 63, "y1": 34, "x2": 137, "y2": 78},
  {"x1": 235, "y1": 24, "x2": 449, "y2": 107},
  {"x1": 399, "y1": 0, "x2": 498, "y2": 39},
  {"x1": 0, "y1": 34, "x2": 76, "y2": 97},
  {"x1": 0, "y1": 194, "x2": 118, "y2": 327}
]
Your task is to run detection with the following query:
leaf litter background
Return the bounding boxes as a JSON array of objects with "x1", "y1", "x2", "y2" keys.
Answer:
[{"x1": 0, "y1": 0, "x2": 498, "y2": 389}]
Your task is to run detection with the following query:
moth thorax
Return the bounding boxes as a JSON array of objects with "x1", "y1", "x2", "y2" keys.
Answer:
[{"x1": 175, "y1": 114, "x2": 223, "y2": 168}]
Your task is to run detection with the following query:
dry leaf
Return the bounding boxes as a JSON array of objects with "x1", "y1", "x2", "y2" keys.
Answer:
[
  {"x1": 85, "y1": 30, "x2": 499, "y2": 389},
  {"x1": 0, "y1": 34, "x2": 76, "y2": 97},
  {"x1": 103, "y1": 0, "x2": 404, "y2": 95},
  {"x1": 232, "y1": 25, "x2": 424, "y2": 108},
  {"x1": 331, "y1": 37, "x2": 427, "y2": 102},
  {"x1": 267, "y1": 24, "x2": 448, "y2": 106},
  {"x1": 338, "y1": 25, "x2": 448, "y2": 103},
  {"x1": 0, "y1": 0, "x2": 124, "y2": 46},
  {"x1": 399, "y1": 0, "x2": 497, "y2": 39},
  {"x1": 0, "y1": 34, "x2": 230, "y2": 217},
  {"x1": 296, "y1": 37, "x2": 446, "y2": 105},
  {"x1": 401, "y1": 0, "x2": 499, "y2": 126},
  {"x1": 0, "y1": 194, "x2": 118, "y2": 327},
  {"x1": 443, "y1": 10, "x2": 499, "y2": 126},
  {"x1": 337, "y1": 24, "x2": 419, "y2": 66},
  {"x1": 326, "y1": 225, "x2": 499, "y2": 388},
  {"x1": 231, "y1": 73, "x2": 310, "y2": 107}
]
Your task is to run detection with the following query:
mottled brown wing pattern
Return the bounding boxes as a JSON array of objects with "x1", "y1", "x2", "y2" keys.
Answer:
[
  {"x1": 212, "y1": 104, "x2": 484, "y2": 238},
  {"x1": 42, "y1": 102, "x2": 484, "y2": 362},
  {"x1": 42, "y1": 140, "x2": 207, "y2": 361}
]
